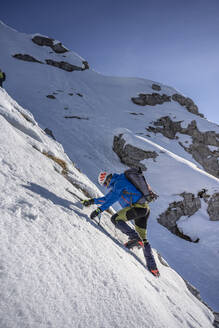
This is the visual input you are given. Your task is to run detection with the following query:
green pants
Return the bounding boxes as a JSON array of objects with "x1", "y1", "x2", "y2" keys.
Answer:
[{"x1": 111, "y1": 203, "x2": 150, "y2": 242}]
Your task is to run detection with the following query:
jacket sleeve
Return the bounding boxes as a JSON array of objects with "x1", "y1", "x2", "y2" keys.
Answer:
[{"x1": 94, "y1": 184, "x2": 123, "y2": 212}]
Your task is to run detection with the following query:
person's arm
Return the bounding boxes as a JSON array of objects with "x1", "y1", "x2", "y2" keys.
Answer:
[
  {"x1": 3, "y1": 73, "x2": 6, "y2": 81},
  {"x1": 94, "y1": 187, "x2": 122, "y2": 212}
]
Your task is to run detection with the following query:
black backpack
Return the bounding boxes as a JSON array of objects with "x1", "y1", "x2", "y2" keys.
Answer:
[{"x1": 124, "y1": 167, "x2": 157, "y2": 204}]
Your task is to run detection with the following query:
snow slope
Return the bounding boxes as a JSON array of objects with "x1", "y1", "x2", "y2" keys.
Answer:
[
  {"x1": 0, "y1": 21, "x2": 219, "y2": 312},
  {"x1": 0, "y1": 88, "x2": 215, "y2": 328}
]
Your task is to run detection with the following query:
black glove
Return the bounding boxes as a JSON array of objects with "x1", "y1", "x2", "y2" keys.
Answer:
[
  {"x1": 146, "y1": 191, "x2": 159, "y2": 202},
  {"x1": 81, "y1": 199, "x2": 94, "y2": 207},
  {"x1": 90, "y1": 208, "x2": 102, "y2": 220}
]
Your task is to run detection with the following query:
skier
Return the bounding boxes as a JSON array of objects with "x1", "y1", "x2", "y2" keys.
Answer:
[
  {"x1": 82, "y1": 170, "x2": 160, "y2": 277},
  {"x1": 0, "y1": 69, "x2": 6, "y2": 88}
]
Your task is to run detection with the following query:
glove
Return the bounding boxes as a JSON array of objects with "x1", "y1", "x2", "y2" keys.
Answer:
[
  {"x1": 146, "y1": 191, "x2": 159, "y2": 202},
  {"x1": 81, "y1": 199, "x2": 94, "y2": 207},
  {"x1": 90, "y1": 208, "x2": 102, "y2": 220}
]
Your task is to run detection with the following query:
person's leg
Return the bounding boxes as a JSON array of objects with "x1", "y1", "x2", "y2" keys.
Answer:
[
  {"x1": 111, "y1": 208, "x2": 139, "y2": 240},
  {"x1": 111, "y1": 204, "x2": 149, "y2": 240},
  {"x1": 133, "y1": 206, "x2": 150, "y2": 243},
  {"x1": 132, "y1": 207, "x2": 159, "y2": 273}
]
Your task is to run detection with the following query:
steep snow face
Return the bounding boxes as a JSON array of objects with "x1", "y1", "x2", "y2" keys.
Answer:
[
  {"x1": 0, "y1": 21, "x2": 219, "y2": 311},
  {"x1": 0, "y1": 88, "x2": 215, "y2": 328}
]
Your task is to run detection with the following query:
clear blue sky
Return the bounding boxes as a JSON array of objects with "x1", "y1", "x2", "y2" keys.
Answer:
[{"x1": 1, "y1": 0, "x2": 219, "y2": 124}]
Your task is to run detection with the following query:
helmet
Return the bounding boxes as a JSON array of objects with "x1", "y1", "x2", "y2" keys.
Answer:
[
  {"x1": 98, "y1": 171, "x2": 112, "y2": 186},
  {"x1": 98, "y1": 171, "x2": 108, "y2": 185}
]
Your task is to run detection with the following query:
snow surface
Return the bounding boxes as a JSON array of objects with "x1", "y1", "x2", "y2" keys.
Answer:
[
  {"x1": 0, "y1": 86, "x2": 215, "y2": 328},
  {"x1": 0, "y1": 20, "x2": 219, "y2": 317}
]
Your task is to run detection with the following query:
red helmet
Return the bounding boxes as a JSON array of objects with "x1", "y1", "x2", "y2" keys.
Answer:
[
  {"x1": 98, "y1": 171, "x2": 108, "y2": 185},
  {"x1": 98, "y1": 171, "x2": 112, "y2": 186}
]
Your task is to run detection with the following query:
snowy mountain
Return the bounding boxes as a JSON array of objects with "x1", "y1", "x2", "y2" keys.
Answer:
[
  {"x1": 0, "y1": 20, "x2": 219, "y2": 325},
  {"x1": 0, "y1": 83, "x2": 216, "y2": 328}
]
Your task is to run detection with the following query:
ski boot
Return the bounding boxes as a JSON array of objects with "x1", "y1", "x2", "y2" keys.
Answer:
[{"x1": 124, "y1": 238, "x2": 144, "y2": 250}]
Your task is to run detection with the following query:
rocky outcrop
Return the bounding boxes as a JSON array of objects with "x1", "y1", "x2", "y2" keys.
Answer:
[
  {"x1": 45, "y1": 59, "x2": 84, "y2": 72},
  {"x1": 32, "y1": 35, "x2": 68, "y2": 53},
  {"x1": 46, "y1": 94, "x2": 56, "y2": 99},
  {"x1": 172, "y1": 93, "x2": 204, "y2": 117},
  {"x1": 131, "y1": 93, "x2": 171, "y2": 106},
  {"x1": 44, "y1": 128, "x2": 56, "y2": 140},
  {"x1": 148, "y1": 117, "x2": 219, "y2": 178},
  {"x1": 152, "y1": 83, "x2": 161, "y2": 91},
  {"x1": 131, "y1": 90, "x2": 203, "y2": 118},
  {"x1": 64, "y1": 115, "x2": 89, "y2": 120},
  {"x1": 12, "y1": 54, "x2": 43, "y2": 64},
  {"x1": 32, "y1": 35, "x2": 89, "y2": 70},
  {"x1": 158, "y1": 192, "x2": 201, "y2": 242},
  {"x1": 113, "y1": 134, "x2": 158, "y2": 171},
  {"x1": 207, "y1": 193, "x2": 219, "y2": 221},
  {"x1": 82, "y1": 61, "x2": 89, "y2": 70},
  {"x1": 148, "y1": 116, "x2": 183, "y2": 139}
]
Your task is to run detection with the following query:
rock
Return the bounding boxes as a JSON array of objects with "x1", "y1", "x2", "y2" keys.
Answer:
[
  {"x1": 157, "y1": 192, "x2": 201, "y2": 242},
  {"x1": 183, "y1": 280, "x2": 202, "y2": 301},
  {"x1": 45, "y1": 59, "x2": 83, "y2": 72},
  {"x1": 51, "y1": 42, "x2": 68, "y2": 53},
  {"x1": 82, "y1": 61, "x2": 89, "y2": 70},
  {"x1": 207, "y1": 193, "x2": 219, "y2": 221},
  {"x1": 32, "y1": 35, "x2": 90, "y2": 67},
  {"x1": 172, "y1": 93, "x2": 204, "y2": 117},
  {"x1": 148, "y1": 116, "x2": 219, "y2": 178},
  {"x1": 12, "y1": 54, "x2": 43, "y2": 64},
  {"x1": 46, "y1": 95, "x2": 56, "y2": 99},
  {"x1": 113, "y1": 134, "x2": 158, "y2": 171},
  {"x1": 32, "y1": 35, "x2": 54, "y2": 47},
  {"x1": 64, "y1": 116, "x2": 89, "y2": 120},
  {"x1": 44, "y1": 128, "x2": 56, "y2": 140},
  {"x1": 148, "y1": 116, "x2": 182, "y2": 139},
  {"x1": 152, "y1": 83, "x2": 161, "y2": 91},
  {"x1": 131, "y1": 93, "x2": 171, "y2": 106}
]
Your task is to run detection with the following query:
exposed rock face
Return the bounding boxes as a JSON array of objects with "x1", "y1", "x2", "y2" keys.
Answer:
[
  {"x1": 32, "y1": 35, "x2": 68, "y2": 53},
  {"x1": 148, "y1": 116, "x2": 183, "y2": 139},
  {"x1": 113, "y1": 134, "x2": 158, "y2": 171},
  {"x1": 44, "y1": 128, "x2": 56, "y2": 140},
  {"x1": 207, "y1": 193, "x2": 219, "y2": 221},
  {"x1": 131, "y1": 90, "x2": 204, "y2": 117},
  {"x1": 131, "y1": 93, "x2": 171, "y2": 106},
  {"x1": 51, "y1": 42, "x2": 68, "y2": 54},
  {"x1": 152, "y1": 83, "x2": 161, "y2": 91},
  {"x1": 32, "y1": 35, "x2": 54, "y2": 47},
  {"x1": 82, "y1": 61, "x2": 89, "y2": 70},
  {"x1": 31, "y1": 35, "x2": 89, "y2": 70},
  {"x1": 158, "y1": 192, "x2": 201, "y2": 242},
  {"x1": 12, "y1": 54, "x2": 43, "y2": 64},
  {"x1": 148, "y1": 117, "x2": 219, "y2": 178},
  {"x1": 45, "y1": 59, "x2": 84, "y2": 72},
  {"x1": 172, "y1": 93, "x2": 203, "y2": 117},
  {"x1": 46, "y1": 94, "x2": 56, "y2": 99}
]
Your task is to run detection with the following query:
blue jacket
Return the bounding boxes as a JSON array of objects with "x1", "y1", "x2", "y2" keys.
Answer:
[{"x1": 94, "y1": 173, "x2": 143, "y2": 212}]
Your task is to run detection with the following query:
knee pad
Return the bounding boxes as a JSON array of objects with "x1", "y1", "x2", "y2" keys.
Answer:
[{"x1": 111, "y1": 213, "x2": 118, "y2": 226}]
